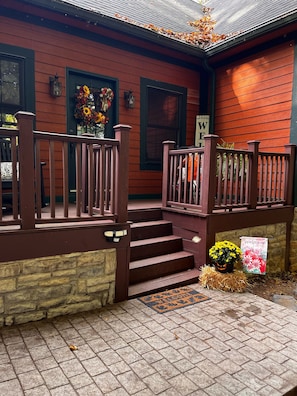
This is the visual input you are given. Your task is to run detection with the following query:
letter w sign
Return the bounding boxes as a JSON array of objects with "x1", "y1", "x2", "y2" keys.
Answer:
[{"x1": 195, "y1": 115, "x2": 209, "y2": 147}]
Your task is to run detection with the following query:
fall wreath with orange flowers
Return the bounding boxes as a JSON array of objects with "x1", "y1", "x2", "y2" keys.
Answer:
[{"x1": 74, "y1": 85, "x2": 114, "y2": 128}]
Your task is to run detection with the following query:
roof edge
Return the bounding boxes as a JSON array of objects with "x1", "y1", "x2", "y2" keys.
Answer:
[
  {"x1": 206, "y1": 9, "x2": 297, "y2": 57},
  {"x1": 21, "y1": 0, "x2": 207, "y2": 60}
]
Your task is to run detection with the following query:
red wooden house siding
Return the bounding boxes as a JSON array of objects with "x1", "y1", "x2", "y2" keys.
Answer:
[
  {"x1": 0, "y1": 2, "x2": 200, "y2": 198},
  {"x1": 214, "y1": 42, "x2": 294, "y2": 151}
]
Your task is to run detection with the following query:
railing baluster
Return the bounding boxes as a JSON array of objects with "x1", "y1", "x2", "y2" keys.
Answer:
[
  {"x1": 11, "y1": 135, "x2": 19, "y2": 219},
  {"x1": 268, "y1": 155, "x2": 273, "y2": 202},
  {"x1": 99, "y1": 145, "x2": 105, "y2": 216},
  {"x1": 105, "y1": 146, "x2": 111, "y2": 211},
  {"x1": 87, "y1": 143, "x2": 94, "y2": 216},
  {"x1": 94, "y1": 146, "x2": 100, "y2": 208},
  {"x1": 63, "y1": 141, "x2": 69, "y2": 218},
  {"x1": 177, "y1": 154, "x2": 183, "y2": 203},
  {"x1": 35, "y1": 139, "x2": 42, "y2": 218},
  {"x1": 49, "y1": 140, "x2": 56, "y2": 218},
  {"x1": 110, "y1": 145, "x2": 117, "y2": 214}
]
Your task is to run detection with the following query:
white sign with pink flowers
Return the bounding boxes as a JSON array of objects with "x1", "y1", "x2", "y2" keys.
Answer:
[{"x1": 240, "y1": 236, "x2": 268, "y2": 275}]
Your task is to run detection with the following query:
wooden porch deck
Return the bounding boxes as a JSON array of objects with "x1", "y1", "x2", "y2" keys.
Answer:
[
  {"x1": 0, "y1": 199, "x2": 162, "y2": 230},
  {"x1": 0, "y1": 113, "x2": 296, "y2": 302}
]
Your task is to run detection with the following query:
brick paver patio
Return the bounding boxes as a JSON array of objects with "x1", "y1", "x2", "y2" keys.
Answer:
[{"x1": 0, "y1": 284, "x2": 297, "y2": 395}]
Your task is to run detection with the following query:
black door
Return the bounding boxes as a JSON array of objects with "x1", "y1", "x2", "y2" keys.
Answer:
[{"x1": 67, "y1": 70, "x2": 117, "y2": 196}]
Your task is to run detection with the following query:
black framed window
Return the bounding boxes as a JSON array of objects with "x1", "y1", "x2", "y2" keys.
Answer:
[
  {"x1": 0, "y1": 44, "x2": 35, "y2": 128},
  {"x1": 140, "y1": 78, "x2": 187, "y2": 170}
]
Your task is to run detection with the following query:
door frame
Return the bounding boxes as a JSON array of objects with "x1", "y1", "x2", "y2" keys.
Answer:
[{"x1": 66, "y1": 68, "x2": 119, "y2": 199}]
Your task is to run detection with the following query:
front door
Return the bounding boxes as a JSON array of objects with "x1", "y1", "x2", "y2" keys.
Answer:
[{"x1": 67, "y1": 69, "x2": 117, "y2": 195}]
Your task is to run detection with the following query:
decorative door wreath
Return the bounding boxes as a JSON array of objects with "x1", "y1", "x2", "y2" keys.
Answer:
[{"x1": 74, "y1": 85, "x2": 114, "y2": 137}]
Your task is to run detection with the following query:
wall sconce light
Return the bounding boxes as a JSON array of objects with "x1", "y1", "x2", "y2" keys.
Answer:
[
  {"x1": 124, "y1": 90, "x2": 135, "y2": 109},
  {"x1": 49, "y1": 74, "x2": 62, "y2": 97}
]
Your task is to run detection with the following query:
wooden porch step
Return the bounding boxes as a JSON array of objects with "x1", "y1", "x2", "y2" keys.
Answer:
[
  {"x1": 128, "y1": 268, "x2": 200, "y2": 299},
  {"x1": 131, "y1": 220, "x2": 172, "y2": 241},
  {"x1": 130, "y1": 235, "x2": 183, "y2": 261},
  {"x1": 130, "y1": 251, "x2": 194, "y2": 284},
  {"x1": 128, "y1": 207, "x2": 198, "y2": 299},
  {"x1": 128, "y1": 208, "x2": 163, "y2": 223}
]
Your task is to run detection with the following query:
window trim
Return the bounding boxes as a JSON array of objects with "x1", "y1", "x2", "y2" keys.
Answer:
[{"x1": 140, "y1": 78, "x2": 187, "y2": 171}]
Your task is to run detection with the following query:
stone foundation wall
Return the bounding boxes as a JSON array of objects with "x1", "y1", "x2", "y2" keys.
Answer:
[
  {"x1": 0, "y1": 249, "x2": 116, "y2": 327},
  {"x1": 289, "y1": 208, "x2": 297, "y2": 272},
  {"x1": 216, "y1": 223, "x2": 287, "y2": 273}
]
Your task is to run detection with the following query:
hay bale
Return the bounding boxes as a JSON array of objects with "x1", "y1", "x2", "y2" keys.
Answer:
[{"x1": 199, "y1": 265, "x2": 247, "y2": 293}]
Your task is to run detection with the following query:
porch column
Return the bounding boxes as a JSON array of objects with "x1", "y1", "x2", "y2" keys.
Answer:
[
  {"x1": 247, "y1": 140, "x2": 260, "y2": 209},
  {"x1": 113, "y1": 124, "x2": 131, "y2": 302},
  {"x1": 284, "y1": 143, "x2": 296, "y2": 205},
  {"x1": 201, "y1": 134, "x2": 219, "y2": 214},
  {"x1": 162, "y1": 140, "x2": 175, "y2": 208},
  {"x1": 113, "y1": 124, "x2": 131, "y2": 223},
  {"x1": 15, "y1": 111, "x2": 36, "y2": 230}
]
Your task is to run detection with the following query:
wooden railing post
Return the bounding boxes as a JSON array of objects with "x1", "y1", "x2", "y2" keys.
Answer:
[
  {"x1": 81, "y1": 133, "x2": 95, "y2": 213},
  {"x1": 15, "y1": 111, "x2": 36, "y2": 230},
  {"x1": 113, "y1": 124, "x2": 131, "y2": 223},
  {"x1": 162, "y1": 140, "x2": 175, "y2": 208},
  {"x1": 113, "y1": 124, "x2": 131, "y2": 303},
  {"x1": 284, "y1": 143, "x2": 296, "y2": 205},
  {"x1": 247, "y1": 140, "x2": 260, "y2": 209},
  {"x1": 201, "y1": 134, "x2": 219, "y2": 214}
]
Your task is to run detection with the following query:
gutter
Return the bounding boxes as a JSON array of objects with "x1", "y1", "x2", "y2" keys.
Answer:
[{"x1": 202, "y1": 59, "x2": 216, "y2": 134}]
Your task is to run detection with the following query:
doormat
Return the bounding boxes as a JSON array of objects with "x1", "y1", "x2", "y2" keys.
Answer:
[{"x1": 138, "y1": 286, "x2": 210, "y2": 313}]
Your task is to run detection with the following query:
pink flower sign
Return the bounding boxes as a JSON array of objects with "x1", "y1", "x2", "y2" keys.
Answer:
[{"x1": 240, "y1": 237, "x2": 268, "y2": 275}]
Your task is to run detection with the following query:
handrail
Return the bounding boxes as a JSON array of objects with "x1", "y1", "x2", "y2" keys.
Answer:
[
  {"x1": 0, "y1": 112, "x2": 131, "y2": 229},
  {"x1": 162, "y1": 135, "x2": 296, "y2": 214}
]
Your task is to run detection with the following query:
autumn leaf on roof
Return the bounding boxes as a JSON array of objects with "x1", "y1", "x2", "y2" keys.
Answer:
[{"x1": 115, "y1": 7, "x2": 237, "y2": 48}]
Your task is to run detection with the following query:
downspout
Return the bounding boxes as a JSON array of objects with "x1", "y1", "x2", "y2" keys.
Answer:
[{"x1": 202, "y1": 58, "x2": 216, "y2": 134}]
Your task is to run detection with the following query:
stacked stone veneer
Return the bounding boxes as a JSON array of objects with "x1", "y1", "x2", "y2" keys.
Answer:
[
  {"x1": 0, "y1": 249, "x2": 116, "y2": 327},
  {"x1": 215, "y1": 223, "x2": 287, "y2": 274},
  {"x1": 289, "y1": 208, "x2": 297, "y2": 272}
]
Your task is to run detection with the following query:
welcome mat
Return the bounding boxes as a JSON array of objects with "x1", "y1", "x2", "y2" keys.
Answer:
[{"x1": 138, "y1": 286, "x2": 210, "y2": 313}]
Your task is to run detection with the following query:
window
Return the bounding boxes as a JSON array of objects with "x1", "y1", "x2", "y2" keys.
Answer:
[
  {"x1": 0, "y1": 45, "x2": 35, "y2": 128},
  {"x1": 0, "y1": 58, "x2": 23, "y2": 127},
  {"x1": 140, "y1": 78, "x2": 187, "y2": 170}
]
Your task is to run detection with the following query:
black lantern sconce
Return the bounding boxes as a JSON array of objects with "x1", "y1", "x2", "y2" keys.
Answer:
[
  {"x1": 124, "y1": 90, "x2": 135, "y2": 109},
  {"x1": 49, "y1": 74, "x2": 62, "y2": 97}
]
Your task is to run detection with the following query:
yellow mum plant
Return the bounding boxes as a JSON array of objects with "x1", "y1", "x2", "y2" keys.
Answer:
[{"x1": 209, "y1": 240, "x2": 242, "y2": 273}]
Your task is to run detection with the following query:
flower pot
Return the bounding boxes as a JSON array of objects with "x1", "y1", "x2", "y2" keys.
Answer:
[{"x1": 214, "y1": 261, "x2": 234, "y2": 273}]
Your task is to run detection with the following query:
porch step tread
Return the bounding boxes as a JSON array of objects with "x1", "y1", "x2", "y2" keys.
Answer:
[
  {"x1": 128, "y1": 208, "x2": 163, "y2": 223},
  {"x1": 129, "y1": 251, "x2": 194, "y2": 284},
  {"x1": 128, "y1": 268, "x2": 200, "y2": 298},
  {"x1": 130, "y1": 234, "x2": 181, "y2": 248},
  {"x1": 130, "y1": 235, "x2": 183, "y2": 261},
  {"x1": 130, "y1": 250, "x2": 194, "y2": 269},
  {"x1": 130, "y1": 220, "x2": 173, "y2": 241},
  {"x1": 130, "y1": 219, "x2": 170, "y2": 228}
]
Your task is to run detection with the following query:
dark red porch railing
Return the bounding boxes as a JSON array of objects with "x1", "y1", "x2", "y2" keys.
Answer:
[
  {"x1": 162, "y1": 135, "x2": 296, "y2": 214},
  {"x1": 0, "y1": 112, "x2": 130, "y2": 229}
]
